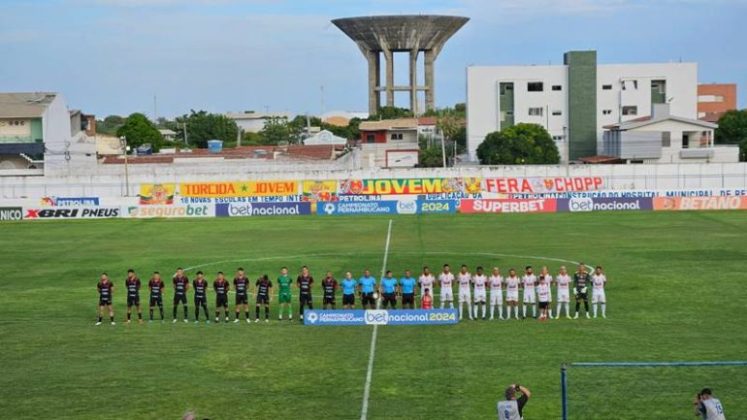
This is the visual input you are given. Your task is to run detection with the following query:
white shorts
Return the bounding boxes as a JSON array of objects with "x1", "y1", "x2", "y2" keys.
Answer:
[
  {"x1": 523, "y1": 289, "x2": 536, "y2": 304},
  {"x1": 459, "y1": 289, "x2": 471, "y2": 303},
  {"x1": 474, "y1": 290, "x2": 486, "y2": 303},
  {"x1": 489, "y1": 291, "x2": 503, "y2": 305},
  {"x1": 557, "y1": 289, "x2": 570, "y2": 303},
  {"x1": 592, "y1": 289, "x2": 606, "y2": 303},
  {"x1": 441, "y1": 289, "x2": 454, "y2": 302},
  {"x1": 506, "y1": 290, "x2": 519, "y2": 302}
]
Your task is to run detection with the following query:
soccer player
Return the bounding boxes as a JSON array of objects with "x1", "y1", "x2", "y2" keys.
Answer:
[
  {"x1": 472, "y1": 266, "x2": 488, "y2": 319},
  {"x1": 172, "y1": 267, "x2": 189, "y2": 323},
  {"x1": 296, "y1": 266, "x2": 313, "y2": 321},
  {"x1": 438, "y1": 264, "x2": 455, "y2": 309},
  {"x1": 340, "y1": 272, "x2": 357, "y2": 309},
  {"x1": 694, "y1": 388, "x2": 726, "y2": 420},
  {"x1": 96, "y1": 273, "x2": 115, "y2": 325},
  {"x1": 418, "y1": 266, "x2": 435, "y2": 301},
  {"x1": 591, "y1": 266, "x2": 608, "y2": 319},
  {"x1": 457, "y1": 265, "x2": 473, "y2": 320},
  {"x1": 148, "y1": 271, "x2": 165, "y2": 322},
  {"x1": 521, "y1": 266, "x2": 537, "y2": 319},
  {"x1": 193, "y1": 271, "x2": 210, "y2": 323},
  {"x1": 505, "y1": 268, "x2": 521, "y2": 320},
  {"x1": 277, "y1": 267, "x2": 293, "y2": 321},
  {"x1": 255, "y1": 274, "x2": 272, "y2": 322},
  {"x1": 214, "y1": 271, "x2": 230, "y2": 323},
  {"x1": 554, "y1": 266, "x2": 572, "y2": 319},
  {"x1": 400, "y1": 270, "x2": 417, "y2": 309},
  {"x1": 380, "y1": 270, "x2": 398, "y2": 309},
  {"x1": 321, "y1": 271, "x2": 338, "y2": 310},
  {"x1": 359, "y1": 269, "x2": 377, "y2": 309},
  {"x1": 536, "y1": 275, "x2": 551, "y2": 321},
  {"x1": 539, "y1": 266, "x2": 554, "y2": 318},
  {"x1": 488, "y1": 267, "x2": 504, "y2": 320},
  {"x1": 422, "y1": 288, "x2": 433, "y2": 309},
  {"x1": 233, "y1": 267, "x2": 251, "y2": 323},
  {"x1": 573, "y1": 263, "x2": 591, "y2": 319},
  {"x1": 125, "y1": 269, "x2": 143, "y2": 324}
]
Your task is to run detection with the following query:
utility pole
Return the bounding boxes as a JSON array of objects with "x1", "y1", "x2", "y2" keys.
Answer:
[
  {"x1": 440, "y1": 134, "x2": 447, "y2": 168},
  {"x1": 120, "y1": 136, "x2": 130, "y2": 196},
  {"x1": 183, "y1": 122, "x2": 188, "y2": 145}
]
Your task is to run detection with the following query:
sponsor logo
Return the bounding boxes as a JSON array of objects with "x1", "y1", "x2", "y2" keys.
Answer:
[
  {"x1": 303, "y1": 309, "x2": 459, "y2": 326},
  {"x1": 654, "y1": 196, "x2": 747, "y2": 211},
  {"x1": 216, "y1": 202, "x2": 311, "y2": 217},
  {"x1": 40, "y1": 196, "x2": 100, "y2": 207},
  {"x1": 318, "y1": 201, "x2": 398, "y2": 216},
  {"x1": 559, "y1": 198, "x2": 653, "y2": 212},
  {"x1": 0, "y1": 207, "x2": 23, "y2": 221},
  {"x1": 418, "y1": 200, "x2": 457, "y2": 214},
  {"x1": 25, "y1": 207, "x2": 120, "y2": 219},
  {"x1": 483, "y1": 177, "x2": 604, "y2": 194},
  {"x1": 128, "y1": 205, "x2": 210, "y2": 218},
  {"x1": 396, "y1": 200, "x2": 417, "y2": 215},
  {"x1": 306, "y1": 312, "x2": 318, "y2": 324},
  {"x1": 460, "y1": 199, "x2": 557, "y2": 214},
  {"x1": 364, "y1": 310, "x2": 389, "y2": 325}
]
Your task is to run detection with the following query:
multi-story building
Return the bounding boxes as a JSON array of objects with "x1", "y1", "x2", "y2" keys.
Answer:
[
  {"x1": 697, "y1": 83, "x2": 737, "y2": 123},
  {"x1": 467, "y1": 50, "x2": 699, "y2": 163},
  {"x1": 358, "y1": 118, "x2": 420, "y2": 168}
]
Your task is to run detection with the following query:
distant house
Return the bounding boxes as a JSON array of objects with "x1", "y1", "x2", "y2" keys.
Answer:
[
  {"x1": 303, "y1": 129, "x2": 347, "y2": 146},
  {"x1": 158, "y1": 129, "x2": 177, "y2": 141},
  {"x1": 322, "y1": 110, "x2": 369, "y2": 127},
  {"x1": 226, "y1": 112, "x2": 291, "y2": 133},
  {"x1": 358, "y1": 118, "x2": 419, "y2": 168}
]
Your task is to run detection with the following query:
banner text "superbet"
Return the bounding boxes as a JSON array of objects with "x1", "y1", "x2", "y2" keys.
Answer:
[{"x1": 460, "y1": 199, "x2": 557, "y2": 213}]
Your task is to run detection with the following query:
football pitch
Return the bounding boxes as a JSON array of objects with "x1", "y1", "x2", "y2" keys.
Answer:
[{"x1": 1, "y1": 211, "x2": 746, "y2": 419}]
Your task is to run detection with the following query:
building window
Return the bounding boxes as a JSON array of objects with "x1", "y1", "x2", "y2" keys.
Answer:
[
  {"x1": 528, "y1": 107, "x2": 544, "y2": 116},
  {"x1": 366, "y1": 134, "x2": 375, "y2": 143},
  {"x1": 698, "y1": 95, "x2": 725, "y2": 103},
  {"x1": 661, "y1": 131, "x2": 671, "y2": 147},
  {"x1": 500, "y1": 84, "x2": 514, "y2": 94},
  {"x1": 390, "y1": 133, "x2": 403, "y2": 140},
  {"x1": 622, "y1": 80, "x2": 638, "y2": 91},
  {"x1": 552, "y1": 110, "x2": 562, "y2": 116},
  {"x1": 602, "y1": 109, "x2": 613, "y2": 115},
  {"x1": 552, "y1": 85, "x2": 562, "y2": 91},
  {"x1": 622, "y1": 106, "x2": 638, "y2": 116},
  {"x1": 552, "y1": 135, "x2": 565, "y2": 141},
  {"x1": 527, "y1": 82, "x2": 544, "y2": 92},
  {"x1": 602, "y1": 84, "x2": 612, "y2": 90}
]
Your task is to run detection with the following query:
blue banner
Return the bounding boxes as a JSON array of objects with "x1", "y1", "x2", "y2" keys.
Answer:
[
  {"x1": 418, "y1": 199, "x2": 458, "y2": 214},
  {"x1": 43, "y1": 197, "x2": 100, "y2": 206},
  {"x1": 216, "y1": 202, "x2": 311, "y2": 217},
  {"x1": 317, "y1": 201, "x2": 399, "y2": 216},
  {"x1": 303, "y1": 309, "x2": 459, "y2": 326},
  {"x1": 556, "y1": 197, "x2": 653, "y2": 212}
]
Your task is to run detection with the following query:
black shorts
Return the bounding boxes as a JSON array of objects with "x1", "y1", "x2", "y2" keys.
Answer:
[
  {"x1": 539, "y1": 301, "x2": 549, "y2": 309},
  {"x1": 299, "y1": 294, "x2": 312, "y2": 305},
  {"x1": 99, "y1": 297, "x2": 112, "y2": 306},
  {"x1": 323, "y1": 295, "x2": 335, "y2": 305},
  {"x1": 256, "y1": 294, "x2": 269, "y2": 305},
  {"x1": 575, "y1": 292, "x2": 588, "y2": 301},
  {"x1": 383, "y1": 293, "x2": 396, "y2": 305},
  {"x1": 402, "y1": 293, "x2": 414, "y2": 305},
  {"x1": 235, "y1": 294, "x2": 248, "y2": 305},
  {"x1": 362, "y1": 292, "x2": 375, "y2": 306},
  {"x1": 174, "y1": 294, "x2": 187, "y2": 305},
  {"x1": 127, "y1": 296, "x2": 140, "y2": 307},
  {"x1": 216, "y1": 294, "x2": 228, "y2": 308},
  {"x1": 342, "y1": 294, "x2": 355, "y2": 305},
  {"x1": 195, "y1": 297, "x2": 207, "y2": 306},
  {"x1": 149, "y1": 296, "x2": 163, "y2": 306}
]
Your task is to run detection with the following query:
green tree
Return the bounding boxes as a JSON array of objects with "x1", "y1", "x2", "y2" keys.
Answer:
[
  {"x1": 176, "y1": 110, "x2": 239, "y2": 148},
  {"x1": 260, "y1": 116, "x2": 292, "y2": 145},
  {"x1": 740, "y1": 139, "x2": 747, "y2": 162},
  {"x1": 116, "y1": 113, "x2": 163, "y2": 152},
  {"x1": 97, "y1": 115, "x2": 125, "y2": 135},
  {"x1": 477, "y1": 123, "x2": 560, "y2": 165},
  {"x1": 370, "y1": 106, "x2": 413, "y2": 120},
  {"x1": 715, "y1": 109, "x2": 747, "y2": 145}
]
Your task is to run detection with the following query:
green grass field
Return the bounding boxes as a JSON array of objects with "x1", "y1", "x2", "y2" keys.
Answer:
[{"x1": 1, "y1": 212, "x2": 746, "y2": 419}]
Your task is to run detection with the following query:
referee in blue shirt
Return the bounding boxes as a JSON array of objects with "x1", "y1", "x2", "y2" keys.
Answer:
[
  {"x1": 400, "y1": 270, "x2": 417, "y2": 309},
  {"x1": 380, "y1": 271, "x2": 399, "y2": 309},
  {"x1": 359, "y1": 270, "x2": 377, "y2": 309},
  {"x1": 340, "y1": 272, "x2": 357, "y2": 309}
]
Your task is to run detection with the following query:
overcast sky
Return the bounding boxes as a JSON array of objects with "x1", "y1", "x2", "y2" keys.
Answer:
[{"x1": 1, "y1": 0, "x2": 744, "y2": 118}]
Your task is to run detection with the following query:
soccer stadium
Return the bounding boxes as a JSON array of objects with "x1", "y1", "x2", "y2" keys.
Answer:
[{"x1": 2, "y1": 3, "x2": 746, "y2": 420}]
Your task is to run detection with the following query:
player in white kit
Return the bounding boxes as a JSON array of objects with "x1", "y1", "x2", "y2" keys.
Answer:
[
  {"x1": 521, "y1": 266, "x2": 537, "y2": 319},
  {"x1": 418, "y1": 266, "x2": 435, "y2": 305},
  {"x1": 457, "y1": 265, "x2": 473, "y2": 320},
  {"x1": 554, "y1": 266, "x2": 572, "y2": 319},
  {"x1": 504, "y1": 268, "x2": 521, "y2": 320},
  {"x1": 488, "y1": 267, "x2": 504, "y2": 320},
  {"x1": 438, "y1": 264, "x2": 455, "y2": 309},
  {"x1": 591, "y1": 265, "x2": 607, "y2": 318},
  {"x1": 694, "y1": 388, "x2": 726, "y2": 420},
  {"x1": 536, "y1": 275, "x2": 551, "y2": 321},
  {"x1": 472, "y1": 266, "x2": 488, "y2": 320},
  {"x1": 538, "y1": 266, "x2": 553, "y2": 318}
]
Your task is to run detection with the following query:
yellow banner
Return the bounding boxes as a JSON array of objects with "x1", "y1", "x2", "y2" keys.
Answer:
[
  {"x1": 139, "y1": 183, "x2": 176, "y2": 205},
  {"x1": 338, "y1": 177, "x2": 482, "y2": 195},
  {"x1": 179, "y1": 181, "x2": 298, "y2": 198},
  {"x1": 302, "y1": 180, "x2": 338, "y2": 201}
]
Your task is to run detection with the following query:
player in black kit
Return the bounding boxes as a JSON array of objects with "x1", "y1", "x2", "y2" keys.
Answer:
[
  {"x1": 96, "y1": 273, "x2": 115, "y2": 325},
  {"x1": 255, "y1": 274, "x2": 273, "y2": 323},
  {"x1": 296, "y1": 266, "x2": 314, "y2": 321},
  {"x1": 214, "y1": 271, "x2": 230, "y2": 323},
  {"x1": 233, "y1": 267, "x2": 250, "y2": 323},
  {"x1": 172, "y1": 267, "x2": 190, "y2": 323},
  {"x1": 148, "y1": 271, "x2": 165, "y2": 322},
  {"x1": 322, "y1": 271, "x2": 338, "y2": 310},
  {"x1": 124, "y1": 269, "x2": 143, "y2": 324},
  {"x1": 193, "y1": 271, "x2": 210, "y2": 323}
]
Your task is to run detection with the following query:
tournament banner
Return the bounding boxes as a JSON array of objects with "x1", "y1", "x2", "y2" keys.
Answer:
[
  {"x1": 216, "y1": 202, "x2": 311, "y2": 217},
  {"x1": 40, "y1": 196, "x2": 100, "y2": 206},
  {"x1": 483, "y1": 177, "x2": 605, "y2": 194},
  {"x1": 0, "y1": 207, "x2": 23, "y2": 221},
  {"x1": 138, "y1": 183, "x2": 175, "y2": 205},
  {"x1": 303, "y1": 309, "x2": 459, "y2": 326},
  {"x1": 126, "y1": 205, "x2": 213, "y2": 218},
  {"x1": 459, "y1": 198, "x2": 557, "y2": 214},
  {"x1": 179, "y1": 180, "x2": 298, "y2": 198},
  {"x1": 338, "y1": 177, "x2": 481, "y2": 195},
  {"x1": 24, "y1": 207, "x2": 120, "y2": 220},
  {"x1": 653, "y1": 196, "x2": 747, "y2": 211},
  {"x1": 318, "y1": 200, "x2": 399, "y2": 216},
  {"x1": 557, "y1": 197, "x2": 653, "y2": 212},
  {"x1": 302, "y1": 180, "x2": 338, "y2": 202},
  {"x1": 418, "y1": 199, "x2": 459, "y2": 214}
]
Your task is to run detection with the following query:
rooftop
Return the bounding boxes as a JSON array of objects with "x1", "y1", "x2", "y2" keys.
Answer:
[
  {"x1": 359, "y1": 118, "x2": 419, "y2": 131},
  {"x1": 331, "y1": 15, "x2": 469, "y2": 52},
  {"x1": 0, "y1": 92, "x2": 57, "y2": 118}
]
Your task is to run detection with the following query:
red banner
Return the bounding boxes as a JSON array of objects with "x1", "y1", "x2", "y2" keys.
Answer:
[
  {"x1": 653, "y1": 196, "x2": 747, "y2": 211},
  {"x1": 483, "y1": 177, "x2": 604, "y2": 194},
  {"x1": 459, "y1": 199, "x2": 557, "y2": 214}
]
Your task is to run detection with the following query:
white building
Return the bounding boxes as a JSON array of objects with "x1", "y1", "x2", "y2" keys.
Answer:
[
  {"x1": 467, "y1": 50, "x2": 704, "y2": 163},
  {"x1": 303, "y1": 129, "x2": 348, "y2": 146},
  {"x1": 226, "y1": 112, "x2": 291, "y2": 133}
]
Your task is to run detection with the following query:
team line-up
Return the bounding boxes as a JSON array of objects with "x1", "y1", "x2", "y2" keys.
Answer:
[{"x1": 94, "y1": 263, "x2": 609, "y2": 325}]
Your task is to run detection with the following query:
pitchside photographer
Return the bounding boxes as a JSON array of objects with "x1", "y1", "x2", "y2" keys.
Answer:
[
  {"x1": 693, "y1": 388, "x2": 726, "y2": 420},
  {"x1": 497, "y1": 384, "x2": 531, "y2": 420}
]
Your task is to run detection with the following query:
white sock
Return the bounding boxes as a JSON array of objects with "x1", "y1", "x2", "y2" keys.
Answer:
[
  {"x1": 514, "y1": 306, "x2": 520, "y2": 318},
  {"x1": 548, "y1": 309, "x2": 553, "y2": 318},
  {"x1": 481, "y1": 305, "x2": 486, "y2": 318},
  {"x1": 593, "y1": 304, "x2": 598, "y2": 317},
  {"x1": 522, "y1": 305, "x2": 527, "y2": 318},
  {"x1": 473, "y1": 305, "x2": 478, "y2": 318},
  {"x1": 450, "y1": 301, "x2": 454, "y2": 309},
  {"x1": 459, "y1": 305, "x2": 463, "y2": 319},
  {"x1": 498, "y1": 305, "x2": 503, "y2": 319},
  {"x1": 532, "y1": 305, "x2": 537, "y2": 317},
  {"x1": 556, "y1": 303, "x2": 561, "y2": 317},
  {"x1": 490, "y1": 305, "x2": 495, "y2": 319},
  {"x1": 601, "y1": 304, "x2": 606, "y2": 317},
  {"x1": 468, "y1": 304, "x2": 473, "y2": 318}
]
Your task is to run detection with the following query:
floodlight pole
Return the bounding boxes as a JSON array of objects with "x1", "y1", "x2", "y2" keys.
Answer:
[{"x1": 561, "y1": 364, "x2": 568, "y2": 420}]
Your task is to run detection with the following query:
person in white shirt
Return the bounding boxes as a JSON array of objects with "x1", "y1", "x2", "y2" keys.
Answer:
[
  {"x1": 536, "y1": 275, "x2": 551, "y2": 321},
  {"x1": 472, "y1": 266, "x2": 488, "y2": 320},
  {"x1": 488, "y1": 267, "x2": 504, "y2": 320},
  {"x1": 521, "y1": 266, "x2": 537, "y2": 319},
  {"x1": 554, "y1": 266, "x2": 572, "y2": 319},
  {"x1": 504, "y1": 269, "x2": 521, "y2": 320},
  {"x1": 418, "y1": 266, "x2": 435, "y2": 302},
  {"x1": 694, "y1": 388, "x2": 726, "y2": 420},
  {"x1": 457, "y1": 264, "x2": 473, "y2": 320},
  {"x1": 438, "y1": 264, "x2": 455, "y2": 309},
  {"x1": 591, "y1": 266, "x2": 608, "y2": 319},
  {"x1": 539, "y1": 266, "x2": 553, "y2": 318}
]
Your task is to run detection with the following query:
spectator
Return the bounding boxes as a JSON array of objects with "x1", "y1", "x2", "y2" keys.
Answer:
[
  {"x1": 497, "y1": 384, "x2": 530, "y2": 420},
  {"x1": 694, "y1": 388, "x2": 726, "y2": 419}
]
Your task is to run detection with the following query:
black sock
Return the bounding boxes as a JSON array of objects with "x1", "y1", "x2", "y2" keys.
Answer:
[
  {"x1": 184, "y1": 307, "x2": 188, "y2": 319},
  {"x1": 215, "y1": 311, "x2": 219, "y2": 319},
  {"x1": 159, "y1": 307, "x2": 164, "y2": 319},
  {"x1": 173, "y1": 306, "x2": 177, "y2": 319},
  {"x1": 255, "y1": 307, "x2": 260, "y2": 319},
  {"x1": 575, "y1": 302, "x2": 580, "y2": 313},
  {"x1": 265, "y1": 307, "x2": 269, "y2": 319},
  {"x1": 127, "y1": 312, "x2": 131, "y2": 320},
  {"x1": 235, "y1": 311, "x2": 240, "y2": 320},
  {"x1": 245, "y1": 311, "x2": 249, "y2": 320},
  {"x1": 138, "y1": 312, "x2": 142, "y2": 320},
  {"x1": 98, "y1": 316, "x2": 102, "y2": 322},
  {"x1": 150, "y1": 309, "x2": 153, "y2": 320},
  {"x1": 110, "y1": 315, "x2": 114, "y2": 322},
  {"x1": 584, "y1": 301, "x2": 589, "y2": 312}
]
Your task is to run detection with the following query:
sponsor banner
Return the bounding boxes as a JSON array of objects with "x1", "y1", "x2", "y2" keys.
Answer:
[
  {"x1": 0, "y1": 207, "x2": 23, "y2": 221},
  {"x1": 177, "y1": 195, "x2": 306, "y2": 205},
  {"x1": 302, "y1": 180, "x2": 338, "y2": 202},
  {"x1": 126, "y1": 205, "x2": 213, "y2": 218},
  {"x1": 338, "y1": 178, "x2": 482, "y2": 195},
  {"x1": 303, "y1": 309, "x2": 459, "y2": 326},
  {"x1": 215, "y1": 202, "x2": 311, "y2": 217},
  {"x1": 484, "y1": 177, "x2": 605, "y2": 194},
  {"x1": 557, "y1": 197, "x2": 653, "y2": 212},
  {"x1": 40, "y1": 196, "x2": 100, "y2": 207},
  {"x1": 459, "y1": 199, "x2": 557, "y2": 214},
  {"x1": 318, "y1": 201, "x2": 398, "y2": 216},
  {"x1": 653, "y1": 196, "x2": 747, "y2": 211},
  {"x1": 179, "y1": 180, "x2": 298, "y2": 198},
  {"x1": 25, "y1": 207, "x2": 120, "y2": 219},
  {"x1": 418, "y1": 199, "x2": 458, "y2": 214},
  {"x1": 139, "y1": 183, "x2": 175, "y2": 205}
]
